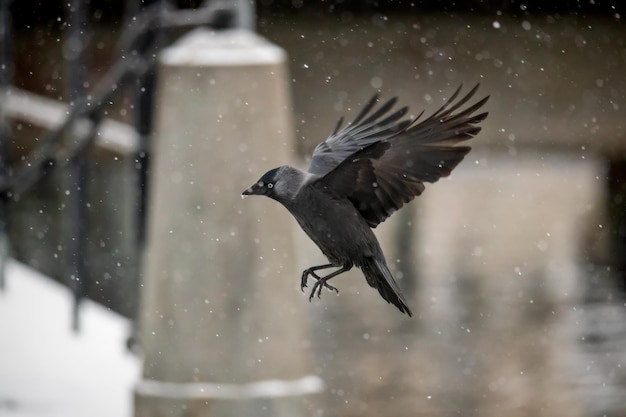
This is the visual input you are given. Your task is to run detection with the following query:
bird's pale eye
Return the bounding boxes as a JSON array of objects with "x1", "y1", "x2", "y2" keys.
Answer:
[{"x1": 267, "y1": 183, "x2": 274, "y2": 189}]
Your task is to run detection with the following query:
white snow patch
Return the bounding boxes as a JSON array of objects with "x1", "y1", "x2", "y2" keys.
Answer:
[{"x1": 0, "y1": 260, "x2": 140, "y2": 417}]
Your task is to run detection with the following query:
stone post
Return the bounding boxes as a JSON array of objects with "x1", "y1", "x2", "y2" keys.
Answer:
[{"x1": 134, "y1": 29, "x2": 321, "y2": 417}]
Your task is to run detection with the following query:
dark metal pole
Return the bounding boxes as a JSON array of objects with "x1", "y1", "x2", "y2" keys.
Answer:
[
  {"x1": 0, "y1": 0, "x2": 14, "y2": 291},
  {"x1": 133, "y1": 0, "x2": 165, "y2": 249},
  {"x1": 126, "y1": 0, "x2": 165, "y2": 350},
  {"x1": 66, "y1": 0, "x2": 89, "y2": 331}
]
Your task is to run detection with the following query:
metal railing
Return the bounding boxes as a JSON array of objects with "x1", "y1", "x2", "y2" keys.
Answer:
[
  {"x1": 0, "y1": 0, "x2": 253, "y2": 331},
  {"x1": 0, "y1": 0, "x2": 13, "y2": 292}
]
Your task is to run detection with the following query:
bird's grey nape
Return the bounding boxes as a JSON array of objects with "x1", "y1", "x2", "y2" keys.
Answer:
[{"x1": 272, "y1": 166, "x2": 315, "y2": 200}]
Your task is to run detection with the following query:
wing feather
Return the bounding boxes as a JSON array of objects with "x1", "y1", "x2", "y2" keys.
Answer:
[
  {"x1": 308, "y1": 96, "x2": 412, "y2": 176},
  {"x1": 312, "y1": 84, "x2": 489, "y2": 227}
]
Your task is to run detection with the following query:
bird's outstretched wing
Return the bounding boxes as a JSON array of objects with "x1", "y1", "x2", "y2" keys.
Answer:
[
  {"x1": 312, "y1": 84, "x2": 489, "y2": 227},
  {"x1": 307, "y1": 95, "x2": 414, "y2": 177}
]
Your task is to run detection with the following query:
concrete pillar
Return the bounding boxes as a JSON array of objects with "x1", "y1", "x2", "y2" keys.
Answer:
[{"x1": 134, "y1": 29, "x2": 321, "y2": 417}]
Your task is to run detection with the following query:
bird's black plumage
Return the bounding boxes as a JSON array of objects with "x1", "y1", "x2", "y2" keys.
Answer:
[{"x1": 243, "y1": 84, "x2": 489, "y2": 316}]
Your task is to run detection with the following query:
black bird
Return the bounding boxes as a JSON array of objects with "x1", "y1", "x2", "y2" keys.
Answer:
[{"x1": 243, "y1": 84, "x2": 489, "y2": 316}]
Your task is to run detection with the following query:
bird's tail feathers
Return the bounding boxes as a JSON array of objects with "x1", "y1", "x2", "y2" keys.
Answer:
[{"x1": 362, "y1": 257, "x2": 413, "y2": 316}]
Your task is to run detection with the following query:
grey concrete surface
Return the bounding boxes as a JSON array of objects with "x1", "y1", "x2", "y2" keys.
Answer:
[{"x1": 135, "y1": 29, "x2": 320, "y2": 417}]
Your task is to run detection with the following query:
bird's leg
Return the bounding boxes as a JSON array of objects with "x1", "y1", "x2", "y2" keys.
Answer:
[
  {"x1": 300, "y1": 264, "x2": 335, "y2": 291},
  {"x1": 309, "y1": 264, "x2": 352, "y2": 302}
]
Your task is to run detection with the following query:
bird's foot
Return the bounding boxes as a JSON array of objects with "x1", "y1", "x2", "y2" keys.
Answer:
[
  {"x1": 300, "y1": 270, "x2": 310, "y2": 292},
  {"x1": 301, "y1": 269, "x2": 323, "y2": 291},
  {"x1": 308, "y1": 277, "x2": 339, "y2": 302},
  {"x1": 300, "y1": 269, "x2": 310, "y2": 292}
]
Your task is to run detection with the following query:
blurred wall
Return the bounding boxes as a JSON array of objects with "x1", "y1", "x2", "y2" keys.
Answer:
[{"x1": 258, "y1": 11, "x2": 624, "y2": 155}]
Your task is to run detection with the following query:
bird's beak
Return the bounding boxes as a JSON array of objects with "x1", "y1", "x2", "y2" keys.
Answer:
[{"x1": 242, "y1": 183, "x2": 261, "y2": 196}]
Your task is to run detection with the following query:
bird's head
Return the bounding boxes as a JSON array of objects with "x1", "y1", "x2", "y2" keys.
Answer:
[
  {"x1": 242, "y1": 165, "x2": 307, "y2": 201},
  {"x1": 242, "y1": 167, "x2": 281, "y2": 197}
]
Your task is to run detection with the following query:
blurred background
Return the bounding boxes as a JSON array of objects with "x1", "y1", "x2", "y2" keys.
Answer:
[{"x1": 1, "y1": 0, "x2": 625, "y2": 416}]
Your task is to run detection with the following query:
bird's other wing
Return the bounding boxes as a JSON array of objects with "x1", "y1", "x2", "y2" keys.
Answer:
[
  {"x1": 315, "y1": 84, "x2": 489, "y2": 227},
  {"x1": 306, "y1": 94, "x2": 414, "y2": 177}
]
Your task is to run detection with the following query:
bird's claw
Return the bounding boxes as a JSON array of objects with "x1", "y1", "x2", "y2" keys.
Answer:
[
  {"x1": 308, "y1": 278, "x2": 339, "y2": 302},
  {"x1": 301, "y1": 269, "x2": 322, "y2": 292},
  {"x1": 301, "y1": 270, "x2": 315, "y2": 291},
  {"x1": 300, "y1": 271, "x2": 308, "y2": 292},
  {"x1": 301, "y1": 267, "x2": 339, "y2": 301}
]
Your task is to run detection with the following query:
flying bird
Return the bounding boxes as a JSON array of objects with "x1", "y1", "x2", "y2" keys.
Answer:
[{"x1": 243, "y1": 84, "x2": 489, "y2": 316}]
